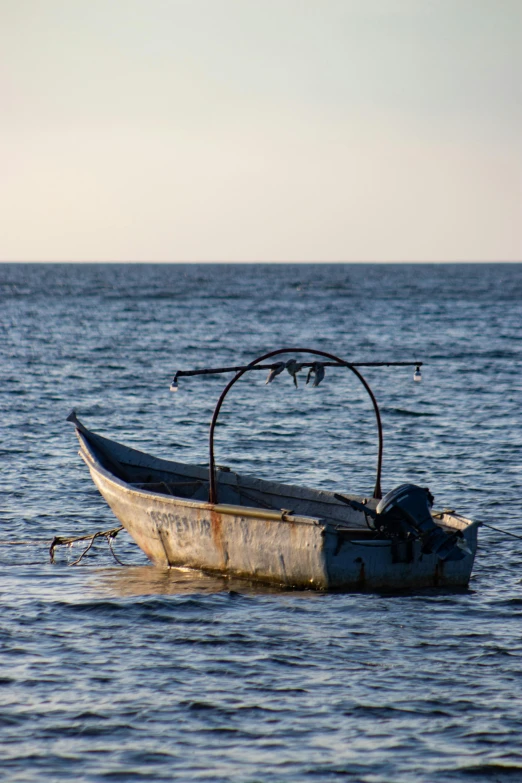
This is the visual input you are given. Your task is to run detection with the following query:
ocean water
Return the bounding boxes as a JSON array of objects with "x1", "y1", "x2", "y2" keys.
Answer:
[{"x1": 1, "y1": 262, "x2": 522, "y2": 782}]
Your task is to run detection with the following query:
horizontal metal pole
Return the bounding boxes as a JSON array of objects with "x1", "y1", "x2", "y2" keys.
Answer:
[{"x1": 173, "y1": 361, "x2": 423, "y2": 379}]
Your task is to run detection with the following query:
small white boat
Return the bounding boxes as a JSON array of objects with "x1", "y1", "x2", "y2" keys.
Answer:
[{"x1": 68, "y1": 347, "x2": 479, "y2": 590}]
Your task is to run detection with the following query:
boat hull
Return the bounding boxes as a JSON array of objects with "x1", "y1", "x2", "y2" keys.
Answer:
[{"x1": 80, "y1": 440, "x2": 478, "y2": 590}]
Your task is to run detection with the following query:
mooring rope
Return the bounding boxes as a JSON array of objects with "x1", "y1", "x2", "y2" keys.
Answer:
[
  {"x1": 49, "y1": 526, "x2": 125, "y2": 565},
  {"x1": 480, "y1": 522, "x2": 522, "y2": 541},
  {"x1": 0, "y1": 526, "x2": 127, "y2": 565}
]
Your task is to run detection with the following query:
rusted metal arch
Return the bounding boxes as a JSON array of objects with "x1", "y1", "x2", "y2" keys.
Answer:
[{"x1": 208, "y1": 347, "x2": 384, "y2": 504}]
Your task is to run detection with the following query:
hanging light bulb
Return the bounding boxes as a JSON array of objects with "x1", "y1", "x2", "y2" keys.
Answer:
[
  {"x1": 170, "y1": 375, "x2": 179, "y2": 392},
  {"x1": 413, "y1": 365, "x2": 422, "y2": 382}
]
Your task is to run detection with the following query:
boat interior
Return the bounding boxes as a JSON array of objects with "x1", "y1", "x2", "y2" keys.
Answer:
[{"x1": 78, "y1": 425, "x2": 378, "y2": 530}]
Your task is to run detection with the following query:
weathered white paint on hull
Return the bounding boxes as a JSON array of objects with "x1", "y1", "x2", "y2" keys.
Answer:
[{"x1": 87, "y1": 460, "x2": 328, "y2": 588}]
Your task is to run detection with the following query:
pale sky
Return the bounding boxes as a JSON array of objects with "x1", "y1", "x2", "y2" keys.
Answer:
[{"x1": 1, "y1": 0, "x2": 521, "y2": 261}]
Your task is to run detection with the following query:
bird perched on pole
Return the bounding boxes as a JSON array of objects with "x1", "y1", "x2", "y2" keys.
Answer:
[
  {"x1": 285, "y1": 359, "x2": 304, "y2": 388},
  {"x1": 265, "y1": 361, "x2": 286, "y2": 384},
  {"x1": 306, "y1": 362, "x2": 325, "y2": 387}
]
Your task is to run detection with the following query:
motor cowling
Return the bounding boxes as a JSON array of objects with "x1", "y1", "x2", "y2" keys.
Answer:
[{"x1": 375, "y1": 484, "x2": 466, "y2": 561}]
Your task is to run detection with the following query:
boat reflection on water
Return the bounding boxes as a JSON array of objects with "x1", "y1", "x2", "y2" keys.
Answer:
[{"x1": 94, "y1": 565, "x2": 309, "y2": 598}]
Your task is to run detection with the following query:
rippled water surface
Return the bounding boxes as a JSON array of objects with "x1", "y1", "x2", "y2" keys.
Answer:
[{"x1": 1, "y1": 262, "x2": 522, "y2": 782}]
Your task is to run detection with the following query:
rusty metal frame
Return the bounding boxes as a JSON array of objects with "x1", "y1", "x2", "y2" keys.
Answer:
[{"x1": 208, "y1": 347, "x2": 384, "y2": 504}]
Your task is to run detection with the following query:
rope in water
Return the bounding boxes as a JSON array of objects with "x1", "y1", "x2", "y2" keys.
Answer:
[
  {"x1": 49, "y1": 526, "x2": 125, "y2": 565},
  {"x1": 480, "y1": 523, "x2": 522, "y2": 541},
  {"x1": 0, "y1": 526, "x2": 127, "y2": 565}
]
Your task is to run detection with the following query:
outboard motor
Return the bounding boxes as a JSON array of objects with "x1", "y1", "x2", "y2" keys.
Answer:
[{"x1": 376, "y1": 484, "x2": 466, "y2": 561}]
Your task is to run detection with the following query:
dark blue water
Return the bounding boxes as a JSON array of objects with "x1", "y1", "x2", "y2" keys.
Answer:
[{"x1": 1, "y1": 262, "x2": 522, "y2": 782}]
